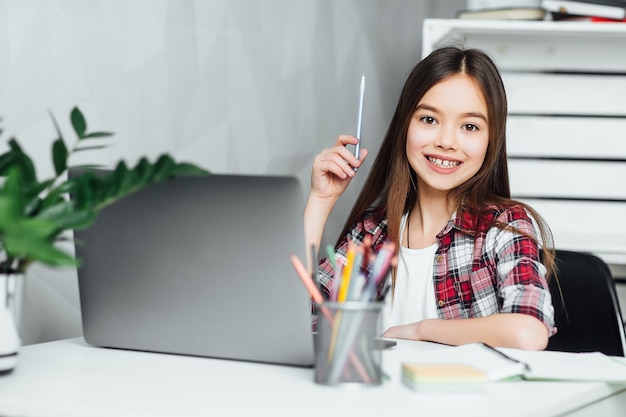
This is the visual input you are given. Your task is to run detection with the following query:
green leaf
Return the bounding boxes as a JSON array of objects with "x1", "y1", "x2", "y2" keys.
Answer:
[
  {"x1": 39, "y1": 202, "x2": 98, "y2": 231},
  {"x1": 40, "y1": 179, "x2": 74, "y2": 210},
  {"x1": 171, "y1": 162, "x2": 210, "y2": 177},
  {"x1": 20, "y1": 179, "x2": 53, "y2": 214},
  {"x1": 3, "y1": 139, "x2": 38, "y2": 184},
  {"x1": 81, "y1": 131, "x2": 114, "y2": 139},
  {"x1": 0, "y1": 194, "x2": 21, "y2": 229},
  {"x1": 61, "y1": 210, "x2": 98, "y2": 231},
  {"x1": 7, "y1": 138, "x2": 21, "y2": 152},
  {"x1": 4, "y1": 233, "x2": 78, "y2": 268},
  {"x1": 72, "y1": 173, "x2": 98, "y2": 210},
  {"x1": 102, "y1": 170, "x2": 121, "y2": 202},
  {"x1": 48, "y1": 109, "x2": 65, "y2": 144},
  {"x1": 74, "y1": 145, "x2": 109, "y2": 153},
  {"x1": 2, "y1": 166, "x2": 25, "y2": 201},
  {"x1": 66, "y1": 164, "x2": 106, "y2": 172},
  {"x1": 52, "y1": 138, "x2": 68, "y2": 175},
  {"x1": 116, "y1": 162, "x2": 139, "y2": 196},
  {"x1": 151, "y1": 154, "x2": 176, "y2": 182},
  {"x1": 132, "y1": 158, "x2": 153, "y2": 185},
  {"x1": 70, "y1": 107, "x2": 87, "y2": 139},
  {"x1": 0, "y1": 149, "x2": 18, "y2": 174},
  {"x1": 23, "y1": 196, "x2": 43, "y2": 217},
  {"x1": 26, "y1": 179, "x2": 54, "y2": 196},
  {"x1": 15, "y1": 217, "x2": 58, "y2": 240}
]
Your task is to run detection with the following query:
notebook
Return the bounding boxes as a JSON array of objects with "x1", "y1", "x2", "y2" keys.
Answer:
[{"x1": 72, "y1": 173, "x2": 315, "y2": 367}]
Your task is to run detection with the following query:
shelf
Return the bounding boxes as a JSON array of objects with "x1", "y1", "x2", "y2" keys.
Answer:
[
  {"x1": 423, "y1": 18, "x2": 626, "y2": 74},
  {"x1": 423, "y1": 18, "x2": 626, "y2": 56}
]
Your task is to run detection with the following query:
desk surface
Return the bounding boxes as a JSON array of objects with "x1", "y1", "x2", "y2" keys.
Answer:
[{"x1": 1, "y1": 338, "x2": 625, "y2": 417}]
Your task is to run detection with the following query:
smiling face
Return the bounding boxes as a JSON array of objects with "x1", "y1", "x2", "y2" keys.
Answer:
[{"x1": 406, "y1": 73, "x2": 490, "y2": 201}]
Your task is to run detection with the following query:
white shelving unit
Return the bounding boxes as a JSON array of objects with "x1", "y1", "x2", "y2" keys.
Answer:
[{"x1": 422, "y1": 19, "x2": 626, "y2": 270}]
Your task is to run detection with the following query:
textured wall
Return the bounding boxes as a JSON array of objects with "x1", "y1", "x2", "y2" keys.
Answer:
[{"x1": 0, "y1": 0, "x2": 463, "y2": 345}]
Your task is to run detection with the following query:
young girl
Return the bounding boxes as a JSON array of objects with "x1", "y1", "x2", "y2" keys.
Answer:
[{"x1": 305, "y1": 46, "x2": 556, "y2": 350}]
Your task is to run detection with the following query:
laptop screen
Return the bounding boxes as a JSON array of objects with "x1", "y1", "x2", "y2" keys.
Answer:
[{"x1": 72, "y1": 172, "x2": 315, "y2": 367}]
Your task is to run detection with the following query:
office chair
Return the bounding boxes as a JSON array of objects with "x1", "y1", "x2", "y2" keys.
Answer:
[{"x1": 546, "y1": 250, "x2": 626, "y2": 357}]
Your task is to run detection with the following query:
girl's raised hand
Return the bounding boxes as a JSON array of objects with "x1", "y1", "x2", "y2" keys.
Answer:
[{"x1": 310, "y1": 135, "x2": 368, "y2": 201}]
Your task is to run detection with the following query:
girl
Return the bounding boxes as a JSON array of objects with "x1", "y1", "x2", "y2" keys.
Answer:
[{"x1": 305, "y1": 46, "x2": 556, "y2": 350}]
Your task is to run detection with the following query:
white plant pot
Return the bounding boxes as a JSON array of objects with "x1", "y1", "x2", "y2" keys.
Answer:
[{"x1": 0, "y1": 273, "x2": 22, "y2": 373}]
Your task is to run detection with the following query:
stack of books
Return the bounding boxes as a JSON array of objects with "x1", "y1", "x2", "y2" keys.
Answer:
[
  {"x1": 456, "y1": 7, "x2": 546, "y2": 20},
  {"x1": 457, "y1": 0, "x2": 546, "y2": 20},
  {"x1": 541, "y1": 0, "x2": 626, "y2": 21},
  {"x1": 456, "y1": 0, "x2": 626, "y2": 21}
]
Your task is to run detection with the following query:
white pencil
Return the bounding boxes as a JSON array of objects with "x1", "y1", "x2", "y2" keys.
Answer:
[{"x1": 354, "y1": 73, "x2": 365, "y2": 171}]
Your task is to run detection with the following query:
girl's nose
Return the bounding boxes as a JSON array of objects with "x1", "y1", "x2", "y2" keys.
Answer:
[{"x1": 434, "y1": 125, "x2": 458, "y2": 150}]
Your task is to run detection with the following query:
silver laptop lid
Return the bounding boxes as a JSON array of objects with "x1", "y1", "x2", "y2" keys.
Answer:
[{"x1": 73, "y1": 173, "x2": 314, "y2": 367}]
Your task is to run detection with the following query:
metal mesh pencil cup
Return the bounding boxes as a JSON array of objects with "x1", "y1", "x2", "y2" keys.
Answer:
[{"x1": 313, "y1": 301, "x2": 383, "y2": 387}]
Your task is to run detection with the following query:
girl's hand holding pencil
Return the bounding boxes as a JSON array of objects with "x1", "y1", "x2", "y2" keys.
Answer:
[{"x1": 310, "y1": 134, "x2": 367, "y2": 202}]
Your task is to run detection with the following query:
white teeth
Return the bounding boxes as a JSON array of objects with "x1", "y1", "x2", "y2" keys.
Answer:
[{"x1": 428, "y1": 156, "x2": 459, "y2": 168}]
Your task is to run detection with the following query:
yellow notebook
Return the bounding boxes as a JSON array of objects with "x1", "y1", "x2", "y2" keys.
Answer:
[{"x1": 402, "y1": 363, "x2": 488, "y2": 390}]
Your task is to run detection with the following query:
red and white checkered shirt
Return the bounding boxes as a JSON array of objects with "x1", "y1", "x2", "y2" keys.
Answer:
[{"x1": 316, "y1": 204, "x2": 556, "y2": 335}]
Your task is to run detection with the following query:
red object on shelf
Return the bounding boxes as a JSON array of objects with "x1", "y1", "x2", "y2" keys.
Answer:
[{"x1": 590, "y1": 15, "x2": 626, "y2": 20}]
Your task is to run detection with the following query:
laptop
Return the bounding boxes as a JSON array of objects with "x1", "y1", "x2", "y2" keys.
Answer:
[{"x1": 72, "y1": 173, "x2": 315, "y2": 367}]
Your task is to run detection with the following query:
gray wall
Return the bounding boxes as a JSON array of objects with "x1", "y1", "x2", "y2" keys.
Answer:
[{"x1": 0, "y1": 0, "x2": 464, "y2": 345}]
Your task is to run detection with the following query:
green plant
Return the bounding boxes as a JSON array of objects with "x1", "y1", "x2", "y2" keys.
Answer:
[{"x1": 0, "y1": 107, "x2": 209, "y2": 273}]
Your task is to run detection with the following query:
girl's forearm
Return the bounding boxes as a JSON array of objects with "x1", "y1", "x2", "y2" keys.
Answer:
[
  {"x1": 385, "y1": 313, "x2": 549, "y2": 350},
  {"x1": 303, "y1": 193, "x2": 339, "y2": 258}
]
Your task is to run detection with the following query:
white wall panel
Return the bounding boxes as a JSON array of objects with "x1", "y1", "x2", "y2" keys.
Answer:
[
  {"x1": 507, "y1": 116, "x2": 626, "y2": 159},
  {"x1": 520, "y1": 199, "x2": 626, "y2": 265},
  {"x1": 459, "y1": 34, "x2": 626, "y2": 72},
  {"x1": 504, "y1": 73, "x2": 626, "y2": 116},
  {"x1": 509, "y1": 160, "x2": 626, "y2": 200}
]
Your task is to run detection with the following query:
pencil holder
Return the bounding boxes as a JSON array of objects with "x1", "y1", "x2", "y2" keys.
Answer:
[{"x1": 313, "y1": 301, "x2": 383, "y2": 388}]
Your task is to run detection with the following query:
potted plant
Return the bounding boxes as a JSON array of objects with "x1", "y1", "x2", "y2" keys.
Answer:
[{"x1": 0, "y1": 107, "x2": 209, "y2": 373}]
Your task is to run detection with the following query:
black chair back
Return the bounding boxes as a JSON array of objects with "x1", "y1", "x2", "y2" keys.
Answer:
[{"x1": 547, "y1": 250, "x2": 626, "y2": 357}]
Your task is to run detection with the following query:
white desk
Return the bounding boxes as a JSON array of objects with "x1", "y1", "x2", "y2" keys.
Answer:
[
  {"x1": 566, "y1": 389, "x2": 626, "y2": 417},
  {"x1": 1, "y1": 339, "x2": 625, "y2": 417}
]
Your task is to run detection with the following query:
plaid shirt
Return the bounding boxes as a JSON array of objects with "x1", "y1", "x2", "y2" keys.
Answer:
[{"x1": 316, "y1": 205, "x2": 556, "y2": 335}]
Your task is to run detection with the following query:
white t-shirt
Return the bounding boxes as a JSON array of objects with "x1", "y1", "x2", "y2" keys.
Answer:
[{"x1": 381, "y1": 213, "x2": 439, "y2": 332}]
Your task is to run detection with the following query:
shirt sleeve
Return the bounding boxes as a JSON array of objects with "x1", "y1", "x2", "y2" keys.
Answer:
[
  {"x1": 310, "y1": 209, "x2": 388, "y2": 331},
  {"x1": 312, "y1": 213, "x2": 383, "y2": 329},
  {"x1": 491, "y1": 208, "x2": 557, "y2": 336},
  {"x1": 311, "y1": 225, "x2": 357, "y2": 331}
]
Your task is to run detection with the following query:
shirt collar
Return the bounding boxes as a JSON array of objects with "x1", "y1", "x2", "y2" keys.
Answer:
[{"x1": 440, "y1": 205, "x2": 502, "y2": 238}]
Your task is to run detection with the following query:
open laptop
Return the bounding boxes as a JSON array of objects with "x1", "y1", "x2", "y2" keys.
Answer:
[{"x1": 72, "y1": 173, "x2": 315, "y2": 367}]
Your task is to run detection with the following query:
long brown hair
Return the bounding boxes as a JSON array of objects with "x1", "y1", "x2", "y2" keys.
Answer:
[{"x1": 336, "y1": 46, "x2": 556, "y2": 280}]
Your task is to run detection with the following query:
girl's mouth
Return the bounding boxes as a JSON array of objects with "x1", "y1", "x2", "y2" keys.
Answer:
[{"x1": 427, "y1": 156, "x2": 460, "y2": 169}]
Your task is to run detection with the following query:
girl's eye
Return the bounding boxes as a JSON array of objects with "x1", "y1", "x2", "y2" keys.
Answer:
[
  {"x1": 420, "y1": 116, "x2": 437, "y2": 125},
  {"x1": 462, "y1": 123, "x2": 478, "y2": 132}
]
